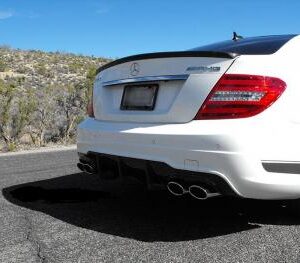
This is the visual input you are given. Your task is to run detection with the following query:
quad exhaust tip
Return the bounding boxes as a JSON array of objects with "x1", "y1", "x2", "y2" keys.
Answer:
[
  {"x1": 77, "y1": 166, "x2": 220, "y2": 199},
  {"x1": 84, "y1": 163, "x2": 96, "y2": 175},
  {"x1": 167, "y1": 181, "x2": 220, "y2": 200},
  {"x1": 189, "y1": 185, "x2": 208, "y2": 200},
  {"x1": 77, "y1": 162, "x2": 85, "y2": 172},
  {"x1": 167, "y1": 182, "x2": 188, "y2": 196},
  {"x1": 77, "y1": 162, "x2": 96, "y2": 175}
]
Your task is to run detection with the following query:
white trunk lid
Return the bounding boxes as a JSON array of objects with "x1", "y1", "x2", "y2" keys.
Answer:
[{"x1": 94, "y1": 52, "x2": 236, "y2": 123}]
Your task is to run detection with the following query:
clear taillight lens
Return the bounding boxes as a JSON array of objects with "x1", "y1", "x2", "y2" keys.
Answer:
[{"x1": 194, "y1": 74, "x2": 286, "y2": 119}]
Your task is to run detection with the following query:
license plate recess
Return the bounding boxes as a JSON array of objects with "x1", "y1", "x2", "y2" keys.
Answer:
[{"x1": 120, "y1": 84, "x2": 159, "y2": 111}]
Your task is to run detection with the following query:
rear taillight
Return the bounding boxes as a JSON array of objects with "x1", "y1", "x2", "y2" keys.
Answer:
[
  {"x1": 87, "y1": 90, "x2": 94, "y2": 118},
  {"x1": 194, "y1": 74, "x2": 286, "y2": 119}
]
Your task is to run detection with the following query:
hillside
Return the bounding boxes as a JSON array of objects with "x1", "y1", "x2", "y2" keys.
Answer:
[
  {"x1": 0, "y1": 46, "x2": 109, "y2": 89},
  {"x1": 0, "y1": 46, "x2": 111, "y2": 152}
]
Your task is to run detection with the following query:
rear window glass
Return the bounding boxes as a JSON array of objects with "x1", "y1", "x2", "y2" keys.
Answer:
[{"x1": 190, "y1": 35, "x2": 297, "y2": 55}]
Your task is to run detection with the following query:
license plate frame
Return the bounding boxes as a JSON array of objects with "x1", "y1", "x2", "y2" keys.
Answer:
[{"x1": 120, "y1": 84, "x2": 159, "y2": 111}]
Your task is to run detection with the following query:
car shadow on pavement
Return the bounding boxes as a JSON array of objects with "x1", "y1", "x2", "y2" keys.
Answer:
[{"x1": 2, "y1": 172, "x2": 299, "y2": 242}]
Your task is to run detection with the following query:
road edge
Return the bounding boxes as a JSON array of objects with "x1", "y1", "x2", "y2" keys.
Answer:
[{"x1": 0, "y1": 145, "x2": 77, "y2": 157}]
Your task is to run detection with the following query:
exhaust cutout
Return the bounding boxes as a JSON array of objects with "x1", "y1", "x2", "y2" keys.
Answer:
[
  {"x1": 167, "y1": 182, "x2": 188, "y2": 196},
  {"x1": 189, "y1": 185, "x2": 221, "y2": 200}
]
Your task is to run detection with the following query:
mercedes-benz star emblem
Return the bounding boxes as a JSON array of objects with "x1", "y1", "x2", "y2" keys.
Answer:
[{"x1": 130, "y1": 63, "x2": 140, "y2": 76}]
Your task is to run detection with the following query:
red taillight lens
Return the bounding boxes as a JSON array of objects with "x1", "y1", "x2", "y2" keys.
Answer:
[
  {"x1": 194, "y1": 74, "x2": 286, "y2": 120},
  {"x1": 87, "y1": 90, "x2": 94, "y2": 118}
]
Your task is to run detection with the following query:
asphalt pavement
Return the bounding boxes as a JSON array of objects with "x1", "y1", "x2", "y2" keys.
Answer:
[{"x1": 1, "y1": 149, "x2": 300, "y2": 262}]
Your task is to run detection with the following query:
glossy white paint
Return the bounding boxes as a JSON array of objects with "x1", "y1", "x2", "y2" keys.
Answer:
[
  {"x1": 78, "y1": 35, "x2": 300, "y2": 200},
  {"x1": 93, "y1": 57, "x2": 235, "y2": 123}
]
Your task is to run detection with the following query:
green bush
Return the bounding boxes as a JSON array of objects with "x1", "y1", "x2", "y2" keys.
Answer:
[{"x1": 0, "y1": 61, "x2": 7, "y2": 72}]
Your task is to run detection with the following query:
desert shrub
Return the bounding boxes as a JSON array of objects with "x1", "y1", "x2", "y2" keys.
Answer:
[
  {"x1": 0, "y1": 61, "x2": 7, "y2": 72},
  {"x1": 0, "y1": 47, "x2": 109, "y2": 151},
  {"x1": 0, "y1": 80, "x2": 37, "y2": 150}
]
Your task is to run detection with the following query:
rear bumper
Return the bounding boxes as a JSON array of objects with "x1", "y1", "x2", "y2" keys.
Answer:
[
  {"x1": 78, "y1": 152, "x2": 237, "y2": 196},
  {"x1": 77, "y1": 118, "x2": 300, "y2": 200}
]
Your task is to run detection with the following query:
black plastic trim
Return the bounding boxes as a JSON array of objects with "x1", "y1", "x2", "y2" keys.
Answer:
[
  {"x1": 262, "y1": 162, "x2": 300, "y2": 174},
  {"x1": 79, "y1": 152, "x2": 238, "y2": 196},
  {"x1": 96, "y1": 51, "x2": 237, "y2": 74}
]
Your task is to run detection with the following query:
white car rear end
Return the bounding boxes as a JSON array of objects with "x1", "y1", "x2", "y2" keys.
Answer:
[{"x1": 77, "y1": 34, "x2": 300, "y2": 200}]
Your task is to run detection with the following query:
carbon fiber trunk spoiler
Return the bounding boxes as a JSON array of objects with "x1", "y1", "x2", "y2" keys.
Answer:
[{"x1": 96, "y1": 51, "x2": 238, "y2": 74}]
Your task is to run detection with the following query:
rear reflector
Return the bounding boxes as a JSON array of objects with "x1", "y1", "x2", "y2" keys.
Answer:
[
  {"x1": 87, "y1": 101, "x2": 94, "y2": 118},
  {"x1": 194, "y1": 74, "x2": 286, "y2": 119},
  {"x1": 87, "y1": 89, "x2": 94, "y2": 118}
]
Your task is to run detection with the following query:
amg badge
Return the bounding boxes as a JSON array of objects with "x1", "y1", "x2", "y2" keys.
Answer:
[{"x1": 186, "y1": 66, "x2": 221, "y2": 72}]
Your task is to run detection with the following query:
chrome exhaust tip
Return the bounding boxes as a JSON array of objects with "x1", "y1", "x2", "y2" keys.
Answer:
[
  {"x1": 167, "y1": 182, "x2": 188, "y2": 196},
  {"x1": 188, "y1": 185, "x2": 208, "y2": 200},
  {"x1": 188, "y1": 185, "x2": 221, "y2": 200},
  {"x1": 83, "y1": 164, "x2": 96, "y2": 175},
  {"x1": 77, "y1": 162, "x2": 96, "y2": 175},
  {"x1": 77, "y1": 162, "x2": 86, "y2": 172}
]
